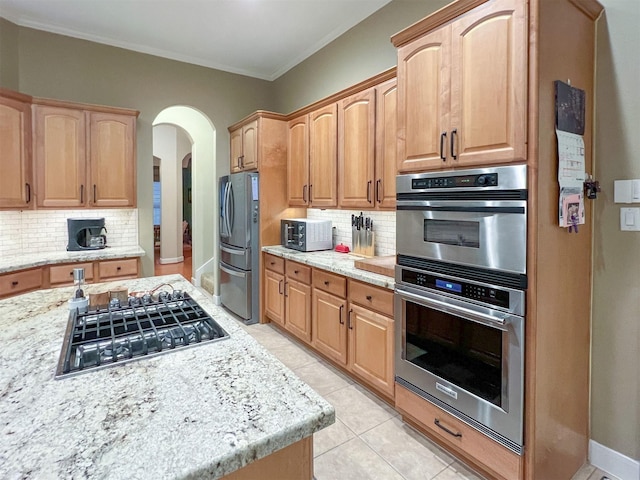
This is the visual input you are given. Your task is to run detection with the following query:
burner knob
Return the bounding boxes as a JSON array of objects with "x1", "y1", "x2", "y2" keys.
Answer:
[
  {"x1": 109, "y1": 298, "x2": 121, "y2": 309},
  {"x1": 142, "y1": 293, "x2": 153, "y2": 304},
  {"x1": 158, "y1": 291, "x2": 169, "y2": 301},
  {"x1": 172, "y1": 290, "x2": 183, "y2": 300}
]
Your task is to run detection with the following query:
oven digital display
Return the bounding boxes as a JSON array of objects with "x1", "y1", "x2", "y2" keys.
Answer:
[{"x1": 435, "y1": 279, "x2": 462, "y2": 293}]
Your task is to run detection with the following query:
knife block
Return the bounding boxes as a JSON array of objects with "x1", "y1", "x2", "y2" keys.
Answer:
[{"x1": 352, "y1": 230, "x2": 375, "y2": 257}]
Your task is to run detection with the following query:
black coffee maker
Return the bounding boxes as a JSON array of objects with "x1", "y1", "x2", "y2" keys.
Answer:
[{"x1": 67, "y1": 218, "x2": 108, "y2": 251}]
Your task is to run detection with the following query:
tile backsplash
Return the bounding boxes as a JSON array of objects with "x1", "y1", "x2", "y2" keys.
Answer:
[
  {"x1": 307, "y1": 209, "x2": 396, "y2": 256},
  {"x1": 0, "y1": 209, "x2": 138, "y2": 258}
]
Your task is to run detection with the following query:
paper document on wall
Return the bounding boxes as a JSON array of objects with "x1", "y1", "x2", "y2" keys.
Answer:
[{"x1": 556, "y1": 130, "x2": 586, "y2": 228}]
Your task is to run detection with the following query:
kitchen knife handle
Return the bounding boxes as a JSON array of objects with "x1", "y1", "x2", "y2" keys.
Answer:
[
  {"x1": 376, "y1": 179, "x2": 381, "y2": 203},
  {"x1": 25, "y1": 183, "x2": 31, "y2": 203},
  {"x1": 303, "y1": 184, "x2": 308, "y2": 203},
  {"x1": 339, "y1": 304, "x2": 344, "y2": 325},
  {"x1": 451, "y1": 129, "x2": 458, "y2": 160},
  {"x1": 440, "y1": 132, "x2": 447, "y2": 161},
  {"x1": 367, "y1": 180, "x2": 372, "y2": 203}
]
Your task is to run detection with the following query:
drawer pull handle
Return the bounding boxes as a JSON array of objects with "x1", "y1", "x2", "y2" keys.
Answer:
[
  {"x1": 278, "y1": 279, "x2": 284, "y2": 295},
  {"x1": 11, "y1": 281, "x2": 19, "y2": 286},
  {"x1": 348, "y1": 309, "x2": 353, "y2": 329},
  {"x1": 117, "y1": 266, "x2": 121, "y2": 271},
  {"x1": 434, "y1": 419, "x2": 462, "y2": 438},
  {"x1": 294, "y1": 270, "x2": 299, "y2": 274},
  {"x1": 324, "y1": 280, "x2": 329, "y2": 286},
  {"x1": 339, "y1": 304, "x2": 344, "y2": 325},
  {"x1": 366, "y1": 295, "x2": 372, "y2": 301},
  {"x1": 270, "y1": 261, "x2": 275, "y2": 265}
]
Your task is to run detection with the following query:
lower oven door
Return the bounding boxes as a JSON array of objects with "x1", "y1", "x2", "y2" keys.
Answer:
[{"x1": 395, "y1": 284, "x2": 524, "y2": 452}]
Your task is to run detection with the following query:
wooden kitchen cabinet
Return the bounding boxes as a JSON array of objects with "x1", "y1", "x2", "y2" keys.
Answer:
[
  {"x1": 49, "y1": 262, "x2": 94, "y2": 286},
  {"x1": 348, "y1": 280, "x2": 394, "y2": 398},
  {"x1": 89, "y1": 112, "x2": 136, "y2": 207},
  {"x1": 33, "y1": 100, "x2": 138, "y2": 208},
  {"x1": 312, "y1": 270, "x2": 348, "y2": 365},
  {"x1": 374, "y1": 78, "x2": 397, "y2": 209},
  {"x1": 287, "y1": 114, "x2": 309, "y2": 206},
  {"x1": 0, "y1": 90, "x2": 33, "y2": 209},
  {"x1": 395, "y1": 0, "x2": 527, "y2": 172},
  {"x1": 308, "y1": 103, "x2": 338, "y2": 207},
  {"x1": 229, "y1": 119, "x2": 258, "y2": 172},
  {"x1": 0, "y1": 268, "x2": 42, "y2": 299},
  {"x1": 33, "y1": 105, "x2": 86, "y2": 207},
  {"x1": 264, "y1": 268, "x2": 285, "y2": 327},
  {"x1": 97, "y1": 258, "x2": 139, "y2": 280}
]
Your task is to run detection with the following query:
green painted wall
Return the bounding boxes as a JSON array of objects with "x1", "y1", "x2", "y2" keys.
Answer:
[{"x1": 0, "y1": 17, "x2": 19, "y2": 89}]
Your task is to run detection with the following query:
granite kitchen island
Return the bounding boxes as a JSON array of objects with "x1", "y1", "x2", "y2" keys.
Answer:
[{"x1": 0, "y1": 274, "x2": 334, "y2": 480}]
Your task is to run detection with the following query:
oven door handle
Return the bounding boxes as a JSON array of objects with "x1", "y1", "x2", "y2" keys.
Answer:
[{"x1": 396, "y1": 287, "x2": 512, "y2": 331}]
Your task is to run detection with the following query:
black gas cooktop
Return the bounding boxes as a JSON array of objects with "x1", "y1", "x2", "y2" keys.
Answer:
[{"x1": 55, "y1": 291, "x2": 229, "y2": 378}]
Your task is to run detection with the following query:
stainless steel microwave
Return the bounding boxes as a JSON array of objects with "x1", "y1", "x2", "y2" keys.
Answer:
[{"x1": 281, "y1": 219, "x2": 332, "y2": 252}]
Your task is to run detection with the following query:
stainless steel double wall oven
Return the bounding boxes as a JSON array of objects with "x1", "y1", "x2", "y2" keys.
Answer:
[{"x1": 395, "y1": 165, "x2": 527, "y2": 454}]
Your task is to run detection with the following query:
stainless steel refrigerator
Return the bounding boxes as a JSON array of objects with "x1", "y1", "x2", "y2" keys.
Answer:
[{"x1": 219, "y1": 171, "x2": 259, "y2": 325}]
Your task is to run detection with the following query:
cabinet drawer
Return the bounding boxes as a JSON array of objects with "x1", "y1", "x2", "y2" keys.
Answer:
[
  {"x1": 49, "y1": 262, "x2": 94, "y2": 285},
  {"x1": 264, "y1": 253, "x2": 285, "y2": 274},
  {"x1": 285, "y1": 261, "x2": 311, "y2": 284},
  {"x1": 396, "y1": 384, "x2": 521, "y2": 480},
  {"x1": 99, "y1": 258, "x2": 138, "y2": 279},
  {"x1": 313, "y1": 269, "x2": 346, "y2": 298},
  {"x1": 0, "y1": 268, "x2": 42, "y2": 298},
  {"x1": 348, "y1": 279, "x2": 393, "y2": 317}
]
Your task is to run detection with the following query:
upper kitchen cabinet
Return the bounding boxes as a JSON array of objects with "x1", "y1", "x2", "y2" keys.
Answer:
[
  {"x1": 394, "y1": 0, "x2": 527, "y2": 172},
  {"x1": 89, "y1": 112, "x2": 136, "y2": 207},
  {"x1": 308, "y1": 103, "x2": 338, "y2": 208},
  {"x1": 0, "y1": 90, "x2": 33, "y2": 209},
  {"x1": 374, "y1": 78, "x2": 397, "y2": 209},
  {"x1": 287, "y1": 114, "x2": 309, "y2": 206},
  {"x1": 33, "y1": 99, "x2": 138, "y2": 208},
  {"x1": 229, "y1": 119, "x2": 258, "y2": 172}
]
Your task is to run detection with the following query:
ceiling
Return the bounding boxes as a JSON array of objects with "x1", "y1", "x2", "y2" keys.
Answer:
[{"x1": 0, "y1": 0, "x2": 392, "y2": 81}]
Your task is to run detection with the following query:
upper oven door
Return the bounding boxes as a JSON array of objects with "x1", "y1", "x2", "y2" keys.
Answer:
[{"x1": 396, "y1": 200, "x2": 526, "y2": 274}]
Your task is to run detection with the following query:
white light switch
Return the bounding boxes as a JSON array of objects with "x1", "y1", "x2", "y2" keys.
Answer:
[
  {"x1": 620, "y1": 208, "x2": 640, "y2": 231},
  {"x1": 614, "y1": 179, "x2": 640, "y2": 203}
]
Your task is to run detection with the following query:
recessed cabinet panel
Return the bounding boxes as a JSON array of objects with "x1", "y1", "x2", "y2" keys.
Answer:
[
  {"x1": 34, "y1": 106, "x2": 86, "y2": 207},
  {"x1": 285, "y1": 278, "x2": 311, "y2": 343},
  {"x1": 309, "y1": 104, "x2": 337, "y2": 207},
  {"x1": 0, "y1": 97, "x2": 32, "y2": 208},
  {"x1": 312, "y1": 288, "x2": 347, "y2": 365},
  {"x1": 287, "y1": 115, "x2": 309, "y2": 206},
  {"x1": 375, "y1": 79, "x2": 397, "y2": 209}
]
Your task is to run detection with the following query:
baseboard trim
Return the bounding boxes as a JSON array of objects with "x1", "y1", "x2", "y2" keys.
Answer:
[
  {"x1": 590, "y1": 440, "x2": 640, "y2": 480},
  {"x1": 159, "y1": 256, "x2": 184, "y2": 264}
]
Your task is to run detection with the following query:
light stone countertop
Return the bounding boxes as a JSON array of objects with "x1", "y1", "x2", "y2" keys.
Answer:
[
  {"x1": 262, "y1": 245, "x2": 395, "y2": 290},
  {"x1": 0, "y1": 245, "x2": 146, "y2": 274},
  {"x1": 0, "y1": 274, "x2": 334, "y2": 480}
]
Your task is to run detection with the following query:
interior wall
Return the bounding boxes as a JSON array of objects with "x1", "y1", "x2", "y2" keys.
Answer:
[
  {"x1": 592, "y1": 0, "x2": 640, "y2": 460},
  {"x1": 271, "y1": 0, "x2": 449, "y2": 114},
  {"x1": 0, "y1": 17, "x2": 19, "y2": 89},
  {"x1": 13, "y1": 24, "x2": 276, "y2": 277}
]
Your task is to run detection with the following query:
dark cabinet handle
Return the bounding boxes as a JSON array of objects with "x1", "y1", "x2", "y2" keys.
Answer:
[
  {"x1": 348, "y1": 309, "x2": 353, "y2": 329},
  {"x1": 451, "y1": 129, "x2": 458, "y2": 160},
  {"x1": 270, "y1": 261, "x2": 275, "y2": 266},
  {"x1": 440, "y1": 132, "x2": 447, "y2": 161},
  {"x1": 25, "y1": 183, "x2": 31, "y2": 203},
  {"x1": 240, "y1": 155, "x2": 244, "y2": 168},
  {"x1": 324, "y1": 280, "x2": 329, "y2": 286},
  {"x1": 366, "y1": 295, "x2": 372, "y2": 301},
  {"x1": 11, "y1": 281, "x2": 19, "y2": 286},
  {"x1": 294, "y1": 269, "x2": 299, "y2": 274},
  {"x1": 339, "y1": 304, "x2": 344, "y2": 325},
  {"x1": 80, "y1": 184, "x2": 84, "y2": 203},
  {"x1": 278, "y1": 279, "x2": 283, "y2": 295},
  {"x1": 284, "y1": 281, "x2": 289, "y2": 297},
  {"x1": 309, "y1": 184, "x2": 313, "y2": 203},
  {"x1": 116, "y1": 266, "x2": 121, "y2": 271},
  {"x1": 93, "y1": 184, "x2": 97, "y2": 203},
  {"x1": 302, "y1": 185, "x2": 308, "y2": 203},
  {"x1": 376, "y1": 179, "x2": 381, "y2": 203},
  {"x1": 367, "y1": 180, "x2": 372, "y2": 203},
  {"x1": 434, "y1": 419, "x2": 462, "y2": 438}
]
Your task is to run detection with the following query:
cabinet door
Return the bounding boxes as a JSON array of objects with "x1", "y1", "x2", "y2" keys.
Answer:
[
  {"x1": 375, "y1": 79, "x2": 397, "y2": 209},
  {"x1": 241, "y1": 120, "x2": 258, "y2": 171},
  {"x1": 312, "y1": 289, "x2": 348, "y2": 366},
  {"x1": 397, "y1": 25, "x2": 451, "y2": 172},
  {"x1": 264, "y1": 269, "x2": 285, "y2": 326},
  {"x1": 285, "y1": 277, "x2": 312, "y2": 343},
  {"x1": 348, "y1": 303, "x2": 394, "y2": 397},
  {"x1": 309, "y1": 103, "x2": 337, "y2": 207},
  {"x1": 450, "y1": 0, "x2": 527, "y2": 166},
  {"x1": 33, "y1": 105, "x2": 86, "y2": 208},
  {"x1": 338, "y1": 89, "x2": 375, "y2": 208},
  {"x1": 89, "y1": 112, "x2": 136, "y2": 207},
  {"x1": 0, "y1": 96, "x2": 32, "y2": 208},
  {"x1": 287, "y1": 115, "x2": 309, "y2": 206},
  {"x1": 230, "y1": 127, "x2": 243, "y2": 173},
  {"x1": 0, "y1": 268, "x2": 42, "y2": 299}
]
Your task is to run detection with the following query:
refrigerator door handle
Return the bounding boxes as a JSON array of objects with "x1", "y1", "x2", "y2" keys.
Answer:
[
  {"x1": 220, "y1": 263, "x2": 247, "y2": 278},
  {"x1": 220, "y1": 245, "x2": 247, "y2": 256},
  {"x1": 227, "y1": 182, "x2": 235, "y2": 235},
  {"x1": 220, "y1": 182, "x2": 229, "y2": 238},
  {"x1": 224, "y1": 182, "x2": 232, "y2": 237}
]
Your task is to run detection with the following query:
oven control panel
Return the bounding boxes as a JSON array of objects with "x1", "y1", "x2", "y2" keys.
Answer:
[
  {"x1": 401, "y1": 269, "x2": 510, "y2": 309},
  {"x1": 411, "y1": 173, "x2": 498, "y2": 190}
]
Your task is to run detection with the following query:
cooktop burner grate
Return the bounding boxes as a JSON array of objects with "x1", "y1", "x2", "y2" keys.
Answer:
[{"x1": 55, "y1": 292, "x2": 229, "y2": 378}]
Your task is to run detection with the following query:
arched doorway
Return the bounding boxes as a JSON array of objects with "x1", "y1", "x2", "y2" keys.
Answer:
[{"x1": 152, "y1": 107, "x2": 216, "y2": 287}]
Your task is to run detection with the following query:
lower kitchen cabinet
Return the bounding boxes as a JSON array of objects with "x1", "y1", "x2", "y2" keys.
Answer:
[
  {"x1": 98, "y1": 258, "x2": 139, "y2": 280},
  {"x1": 284, "y1": 276, "x2": 312, "y2": 343},
  {"x1": 347, "y1": 303, "x2": 394, "y2": 398},
  {"x1": 312, "y1": 272, "x2": 347, "y2": 365},
  {"x1": 264, "y1": 268, "x2": 285, "y2": 327},
  {"x1": 0, "y1": 268, "x2": 43, "y2": 299}
]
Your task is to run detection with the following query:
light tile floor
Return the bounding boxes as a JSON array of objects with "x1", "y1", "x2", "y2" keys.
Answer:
[{"x1": 239, "y1": 321, "x2": 617, "y2": 480}]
